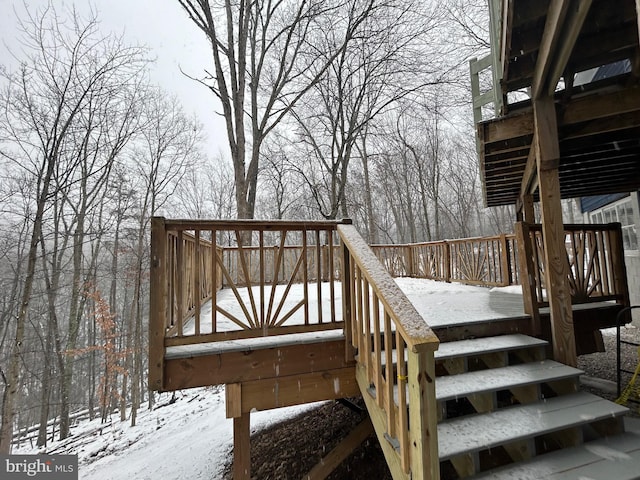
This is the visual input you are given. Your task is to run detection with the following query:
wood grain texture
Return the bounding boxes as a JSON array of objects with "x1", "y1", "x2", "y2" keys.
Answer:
[{"x1": 534, "y1": 97, "x2": 577, "y2": 367}]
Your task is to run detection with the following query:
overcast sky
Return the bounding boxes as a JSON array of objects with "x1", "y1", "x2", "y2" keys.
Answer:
[{"x1": 0, "y1": 0, "x2": 228, "y2": 156}]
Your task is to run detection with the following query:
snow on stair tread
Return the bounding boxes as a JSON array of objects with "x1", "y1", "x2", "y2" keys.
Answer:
[
  {"x1": 438, "y1": 392, "x2": 628, "y2": 461},
  {"x1": 434, "y1": 334, "x2": 547, "y2": 360},
  {"x1": 429, "y1": 314, "x2": 529, "y2": 329},
  {"x1": 469, "y1": 431, "x2": 640, "y2": 479},
  {"x1": 436, "y1": 360, "x2": 582, "y2": 401},
  {"x1": 382, "y1": 334, "x2": 546, "y2": 368}
]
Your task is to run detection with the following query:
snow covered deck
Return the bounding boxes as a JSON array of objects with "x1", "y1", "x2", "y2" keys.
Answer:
[{"x1": 166, "y1": 278, "x2": 530, "y2": 359}]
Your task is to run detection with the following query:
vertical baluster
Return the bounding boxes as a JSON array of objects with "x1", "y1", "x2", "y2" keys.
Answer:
[
  {"x1": 259, "y1": 230, "x2": 265, "y2": 328},
  {"x1": 302, "y1": 230, "x2": 309, "y2": 325},
  {"x1": 168, "y1": 234, "x2": 175, "y2": 329},
  {"x1": 384, "y1": 312, "x2": 395, "y2": 436},
  {"x1": 396, "y1": 334, "x2": 409, "y2": 473},
  {"x1": 176, "y1": 231, "x2": 184, "y2": 336},
  {"x1": 329, "y1": 230, "x2": 336, "y2": 323},
  {"x1": 195, "y1": 230, "x2": 201, "y2": 335},
  {"x1": 355, "y1": 265, "x2": 364, "y2": 354},
  {"x1": 316, "y1": 230, "x2": 322, "y2": 324},
  {"x1": 212, "y1": 230, "x2": 217, "y2": 333},
  {"x1": 341, "y1": 241, "x2": 354, "y2": 360},
  {"x1": 363, "y1": 277, "x2": 371, "y2": 382},
  {"x1": 372, "y1": 292, "x2": 382, "y2": 408}
]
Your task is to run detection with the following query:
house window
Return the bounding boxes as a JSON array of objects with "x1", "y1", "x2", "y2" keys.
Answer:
[{"x1": 589, "y1": 198, "x2": 638, "y2": 250}]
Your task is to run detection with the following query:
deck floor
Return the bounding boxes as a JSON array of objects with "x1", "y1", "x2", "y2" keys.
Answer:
[
  {"x1": 177, "y1": 278, "x2": 528, "y2": 339},
  {"x1": 169, "y1": 278, "x2": 530, "y2": 358}
]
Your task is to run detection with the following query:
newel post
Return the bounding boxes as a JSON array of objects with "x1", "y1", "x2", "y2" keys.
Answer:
[
  {"x1": 500, "y1": 234, "x2": 513, "y2": 286},
  {"x1": 405, "y1": 245, "x2": 414, "y2": 277},
  {"x1": 443, "y1": 240, "x2": 451, "y2": 282},
  {"x1": 610, "y1": 223, "x2": 630, "y2": 307},
  {"x1": 408, "y1": 345, "x2": 440, "y2": 480},
  {"x1": 149, "y1": 217, "x2": 167, "y2": 391},
  {"x1": 515, "y1": 222, "x2": 540, "y2": 335},
  {"x1": 339, "y1": 221, "x2": 356, "y2": 361}
]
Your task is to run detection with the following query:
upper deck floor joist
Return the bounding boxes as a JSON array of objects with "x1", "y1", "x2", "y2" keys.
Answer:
[{"x1": 475, "y1": 0, "x2": 640, "y2": 207}]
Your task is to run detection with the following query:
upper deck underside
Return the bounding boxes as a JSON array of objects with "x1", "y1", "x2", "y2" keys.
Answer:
[{"x1": 478, "y1": 0, "x2": 640, "y2": 207}]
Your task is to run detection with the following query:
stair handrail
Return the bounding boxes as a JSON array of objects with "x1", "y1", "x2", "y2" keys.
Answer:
[{"x1": 338, "y1": 224, "x2": 440, "y2": 480}]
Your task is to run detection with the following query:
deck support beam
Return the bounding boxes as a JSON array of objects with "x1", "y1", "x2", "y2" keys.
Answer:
[
  {"x1": 227, "y1": 383, "x2": 251, "y2": 479},
  {"x1": 533, "y1": 97, "x2": 577, "y2": 367},
  {"x1": 233, "y1": 414, "x2": 251, "y2": 480},
  {"x1": 531, "y1": 0, "x2": 592, "y2": 98}
]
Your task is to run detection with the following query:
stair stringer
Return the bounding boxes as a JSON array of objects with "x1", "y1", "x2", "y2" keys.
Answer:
[
  {"x1": 356, "y1": 365, "x2": 410, "y2": 480},
  {"x1": 356, "y1": 353, "x2": 441, "y2": 480}
]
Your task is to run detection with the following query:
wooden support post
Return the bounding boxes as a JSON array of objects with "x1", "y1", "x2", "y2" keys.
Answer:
[
  {"x1": 499, "y1": 234, "x2": 510, "y2": 286},
  {"x1": 408, "y1": 348, "x2": 440, "y2": 480},
  {"x1": 636, "y1": 0, "x2": 640, "y2": 50},
  {"x1": 226, "y1": 383, "x2": 250, "y2": 480},
  {"x1": 610, "y1": 224, "x2": 631, "y2": 307},
  {"x1": 534, "y1": 97, "x2": 577, "y2": 367},
  {"x1": 233, "y1": 414, "x2": 250, "y2": 480},
  {"x1": 149, "y1": 217, "x2": 167, "y2": 391},
  {"x1": 522, "y1": 194, "x2": 535, "y2": 223},
  {"x1": 443, "y1": 241, "x2": 451, "y2": 282},
  {"x1": 405, "y1": 245, "x2": 414, "y2": 277},
  {"x1": 515, "y1": 222, "x2": 540, "y2": 334}
]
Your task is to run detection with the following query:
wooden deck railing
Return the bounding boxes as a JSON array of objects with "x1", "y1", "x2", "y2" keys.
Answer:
[
  {"x1": 515, "y1": 222, "x2": 630, "y2": 327},
  {"x1": 164, "y1": 229, "x2": 223, "y2": 337},
  {"x1": 339, "y1": 224, "x2": 440, "y2": 480},
  {"x1": 221, "y1": 244, "x2": 341, "y2": 286},
  {"x1": 149, "y1": 218, "x2": 347, "y2": 390},
  {"x1": 370, "y1": 234, "x2": 518, "y2": 287}
]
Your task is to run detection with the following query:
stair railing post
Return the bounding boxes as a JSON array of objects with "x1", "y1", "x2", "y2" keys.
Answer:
[
  {"x1": 515, "y1": 222, "x2": 540, "y2": 335},
  {"x1": 341, "y1": 231, "x2": 355, "y2": 362},
  {"x1": 408, "y1": 346, "x2": 440, "y2": 480},
  {"x1": 609, "y1": 222, "x2": 630, "y2": 307},
  {"x1": 405, "y1": 245, "x2": 414, "y2": 277},
  {"x1": 500, "y1": 233, "x2": 512, "y2": 286}
]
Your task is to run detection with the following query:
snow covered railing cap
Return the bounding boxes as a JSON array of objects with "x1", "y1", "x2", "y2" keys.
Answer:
[{"x1": 337, "y1": 224, "x2": 439, "y2": 353}]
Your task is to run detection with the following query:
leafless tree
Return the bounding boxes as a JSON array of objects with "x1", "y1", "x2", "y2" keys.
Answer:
[
  {"x1": 0, "y1": 4, "x2": 148, "y2": 449},
  {"x1": 291, "y1": 1, "x2": 448, "y2": 221},
  {"x1": 122, "y1": 90, "x2": 200, "y2": 426},
  {"x1": 177, "y1": 0, "x2": 384, "y2": 219}
]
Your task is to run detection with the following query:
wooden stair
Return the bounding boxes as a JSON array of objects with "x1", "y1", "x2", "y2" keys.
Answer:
[
  {"x1": 366, "y1": 319, "x2": 635, "y2": 479},
  {"x1": 436, "y1": 326, "x2": 630, "y2": 479}
]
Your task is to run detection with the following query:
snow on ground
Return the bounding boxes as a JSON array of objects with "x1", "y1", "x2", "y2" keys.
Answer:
[{"x1": 15, "y1": 387, "x2": 323, "y2": 480}]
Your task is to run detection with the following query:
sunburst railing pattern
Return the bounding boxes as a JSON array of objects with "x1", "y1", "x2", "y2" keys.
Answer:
[
  {"x1": 370, "y1": 234, "x2": 518, "y2": 287},
  {"x1": 150, "y1": 219, "x2": 347, "y2": 356},
  {"x1": 522, "y1": 223, "x2": 629, "y2": 308}
]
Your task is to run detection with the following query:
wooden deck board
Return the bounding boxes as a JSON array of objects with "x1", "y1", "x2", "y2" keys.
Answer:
[
  {"x1": 435, "y1": 334, "x2": 547, "y2": 360},
  {"x1": 165, "y1": 329, "x2": 345, "y2": 359},
  {"x1": 436, "y1": 361, "x2": 581, "y2": 402},
  {"x1": 470, "y1": 431, "x2": 640, "y2": 479},
  {"x1": 438, "y1": 392, "x2": 628, "y2": 461}
]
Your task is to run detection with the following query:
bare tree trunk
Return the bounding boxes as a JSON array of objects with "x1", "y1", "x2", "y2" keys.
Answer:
[
  {"x1": 0, "y1": 156, "x2": 54, "y2": 453},
  {"x1": 358, "y1": 137, "x2": 378, "y2": 244}
]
